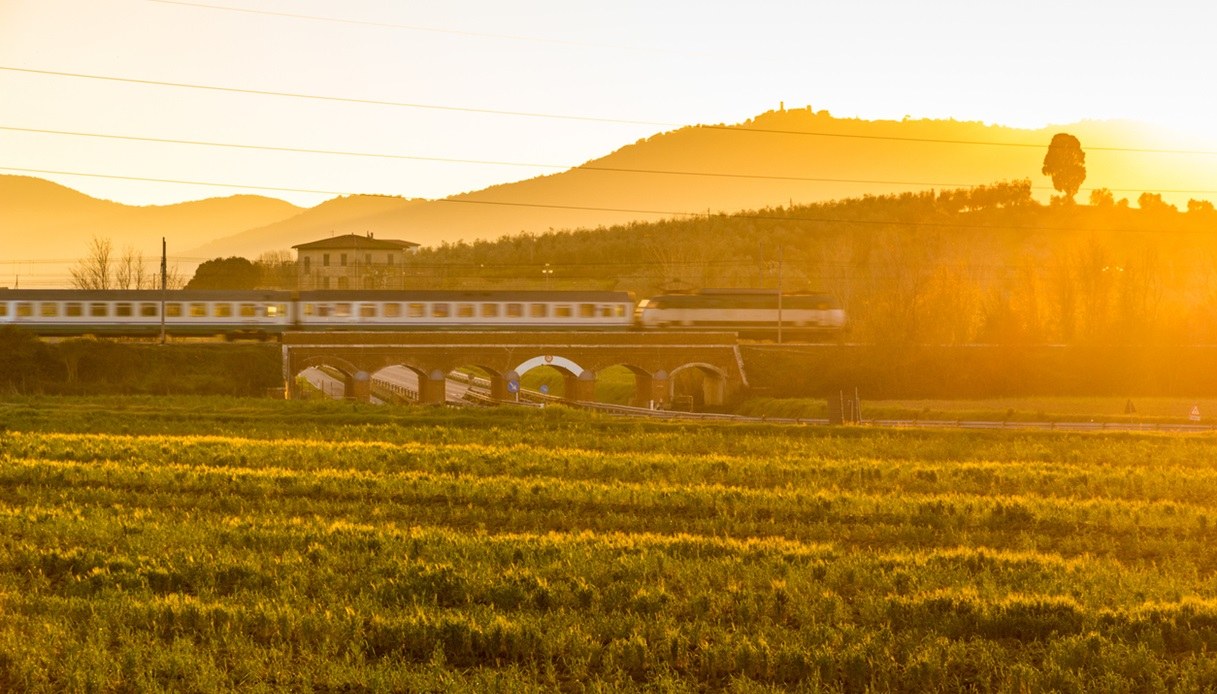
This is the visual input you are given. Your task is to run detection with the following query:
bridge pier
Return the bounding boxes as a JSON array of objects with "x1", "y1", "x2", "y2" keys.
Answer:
[
  {"x1": 419, "y1": 370, "x2": 447, "y2": 404},
  {"x1": 631, "y1": 371, "x2": 671, "y2": 409},
  {"x1": 349, "y1": 371, "x2": 371, "y2": 402},
  {"x1": 566, "y1": 371, "x2": 597, "y2": 402},
  {"x1": 489, "y1": 374, "x2": 509, "y2": 400}
]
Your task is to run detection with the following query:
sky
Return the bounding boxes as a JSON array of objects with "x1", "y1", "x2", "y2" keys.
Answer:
[{"x1": 1, "y1": 0, "x2": 1216, "y2": 208}]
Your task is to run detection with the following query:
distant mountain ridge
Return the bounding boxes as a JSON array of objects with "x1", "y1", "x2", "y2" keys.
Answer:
[
  {"x1": 5, "y1": 109, "x2": 1216, "y2": 286},
  {"x1": 0, "y1": 175, "x2": 300, "y2": 261}
]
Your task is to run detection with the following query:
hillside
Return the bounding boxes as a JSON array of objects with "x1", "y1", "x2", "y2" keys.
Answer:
[{"x1": 190, "y1": 109, "x2": 1217, "y2": 256}]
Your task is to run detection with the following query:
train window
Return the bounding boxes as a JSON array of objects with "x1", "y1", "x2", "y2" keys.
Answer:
[
  {"x1": 359, "y1": 304, "x2": 377, "y2": 318},
  {"x1": 239, "y1": 303, "x2": 257, "y2": 318},
  {"x1": 90, "y1": 303, "x2": 108, "y2": 317},
  {"x1": 166, "y1": 303, "x2": 182, "y2": 318},
  {"x1": 302, "y1": 303, "x2": 315, "y2": 317},
  {"x1": 0, "y1": 303, "x2": 7, "y2": 317},
  {"x1": 530, "y1": 303, "x2": 548, "y2": 318},
  {"x1": 332, "y1": 303, "x2": 350, "y2": 318},
  {"x1": 40, "y1": 303, "x2": 59, "y2": 317},
  {"x1": 554, "y1": 305, "x2": 573, "y2": 318},
  {"x1": 615, "y1": 305, "x2": 627, "y2": 318},
  {"x1": 457, "y1": 303, "x2": 475, "y2": 318},
  {"x1": 140, "y1": 303, "x2": 158, "y2": 317},
  {"x1": 213, "y1": 303, "x2": 232, "y2": 318},
  {"x1": 431, "y1": 303, "x2": 450, "y2": 318},
  {"x1": 383, "y1": 303, "x2": 401, "y2": 318},
  {"x1": 65, "y1": 303, "x2": 82, "y2": 317},
  {"x1": 481, "y1": 303, "x2": 499, "y2": 318},
  {"x1": 267, "y1": 304, "x2": 284, "y2": 317},
  {"x1": 17, "y1": 303, "x2": 33, "y2": 318},
  {"x1": 189, "y1": 303, "x2": 207, "y2": 317},
  {"x1": 407, "y1": 303, "x2": 425, "y2": 318},
  {"x1": 316, "y1": 305, "x2": 331, "y2": 318},
  {"x1": 580, "y1": 304, "x2": 596, "y2": 318},
  {"x1": 115, "y1": 303, "x2": 133, "y2": 317},
  {"x1": 506, "y1": 303, "x2": 523, "y2": 318}
]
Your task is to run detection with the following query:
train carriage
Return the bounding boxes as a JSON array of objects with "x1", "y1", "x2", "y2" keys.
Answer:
[
  {"x1": 0, "y1": 289, "x2": 292, "y2": 337},
  {"x1": 637, "y1": 289, "x2": 847, "y2": 336},
  {"x1": 294, "y1": 290, "x2": 634, "y2": 331}
]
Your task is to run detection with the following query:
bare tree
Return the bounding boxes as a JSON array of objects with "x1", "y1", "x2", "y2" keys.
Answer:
[
  {"x1": 114, "y1": 246, "x2": 151, "y2": 289},
  {"x1": 69, "y1": 236, "x2": 113, "y2": 289}
]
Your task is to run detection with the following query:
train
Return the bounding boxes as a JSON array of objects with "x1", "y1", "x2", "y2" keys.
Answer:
[{"x1": 0, "y1": 288, "x2": 846, "y2": 339}]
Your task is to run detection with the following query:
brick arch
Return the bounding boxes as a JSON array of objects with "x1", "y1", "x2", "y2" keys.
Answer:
[{"x1": 669, "y1": 362, "x2": 730, "y2": 407}]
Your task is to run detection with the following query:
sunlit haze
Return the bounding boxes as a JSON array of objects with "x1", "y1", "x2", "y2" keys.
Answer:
[{"x1": 2, "y1": 0, "x2": 1215, "y2": 208}]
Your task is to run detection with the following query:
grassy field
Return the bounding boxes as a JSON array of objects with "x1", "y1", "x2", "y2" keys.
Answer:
[{"x1": 2, "y1": 396, "x2": 1217, "y2": 691}]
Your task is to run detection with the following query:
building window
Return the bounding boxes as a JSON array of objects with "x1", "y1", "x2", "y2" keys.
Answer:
[
  {"x1": 337, "y1": 277, "x2": 349, "y2": 290},
  {"x1": 365, "y1": 254, "x2": 371, "y2": 265},
  {"x1": 340, "y1": 253, "x2": 348, "y2": 267},
  {"x1": 303, "y1": 257, "x2": 311, "y2": 272},
  {"x1": 323, "y1": 254, "x2": 330, "y2": 267},
  {"x1": 387, "y1": 254, "x2": 395, "y2": 265},
  {"x1": 323, "y1": 277, "x2": 331, "y2": 289}
]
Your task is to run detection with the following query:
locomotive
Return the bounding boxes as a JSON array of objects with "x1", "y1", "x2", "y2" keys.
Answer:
[{"x1": 0, "y1": 288, "x2": 846, "y2": 339}]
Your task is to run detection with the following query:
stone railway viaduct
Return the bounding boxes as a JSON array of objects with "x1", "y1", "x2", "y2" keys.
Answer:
[{"x1": 283, "y1": 331, "x2": 748, "y2": 407}]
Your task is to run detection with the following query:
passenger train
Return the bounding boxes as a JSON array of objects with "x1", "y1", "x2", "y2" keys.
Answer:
[{"x1": 0, "y1": 288, "x2": 846, "y2": 339}]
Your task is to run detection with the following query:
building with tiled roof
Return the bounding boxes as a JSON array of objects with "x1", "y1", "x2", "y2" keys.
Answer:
[{"x1": 292, "y1": 233, "x2": 420, "y2": 289}]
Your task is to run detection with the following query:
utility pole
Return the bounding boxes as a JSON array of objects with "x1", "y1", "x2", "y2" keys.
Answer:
[
  {"x1": 776, "y1": 247, "x2": 784, "y2": 345},
  {"x1": 160, "y1": 237, "x2": 167, "y2": 345}
]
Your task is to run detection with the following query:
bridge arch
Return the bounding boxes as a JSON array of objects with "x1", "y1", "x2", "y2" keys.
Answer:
[
  {"x1": 512, "y1": 355, "x2": 588, "y2": 378},
  {"x1": 669, "y1": 362, "x2": 730, "y2": 408}
]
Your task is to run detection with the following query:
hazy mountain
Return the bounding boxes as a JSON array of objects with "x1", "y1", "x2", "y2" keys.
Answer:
[
  {"x1": 0, "y1": 175, "x2": 300, "y2": 262},
  {"x1": 189, "y1": 194, "x2": 425, "y2": 259}
]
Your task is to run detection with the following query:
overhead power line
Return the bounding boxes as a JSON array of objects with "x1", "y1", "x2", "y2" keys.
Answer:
[
  {"x1": 4, "y1": 65, "x2": 1216, "y2": 155},
  {"x1": 6, "y1": 125, "x2": 1217, "y2": 195},
  {"x1": 3, "y1": 164, "x2": 1214, "y2": 229}
]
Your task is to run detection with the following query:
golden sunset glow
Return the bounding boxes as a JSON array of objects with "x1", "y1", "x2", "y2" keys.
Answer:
[{"x1": 2, "y1": 0, "x2": 1216, "y2": 208}]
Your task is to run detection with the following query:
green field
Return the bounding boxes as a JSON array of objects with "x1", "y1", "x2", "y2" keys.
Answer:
[{"x1": 2, "y1": 397, "x2": 1217, "y2": 691}]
